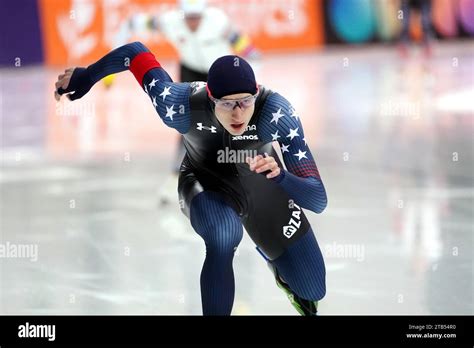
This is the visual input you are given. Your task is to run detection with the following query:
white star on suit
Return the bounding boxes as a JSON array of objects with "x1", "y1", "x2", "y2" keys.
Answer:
[
  {"x1": 294, "y1": 149, "x2": 307, "y2": 160},
  {"x1": 290, "y1": 107, "x2": 299, "y2": 120},
  {"x1": 281, "y1": 144, "x2": 290, "y2": 153},
  {"x1": 303, "y1": 137, "x2": 307, "y2": 146},
  {"x1": 271, "y1": 130, "x2": 280, "y2": 141},
  {"x1": 165, "y1": 104, "x2": 177, "y2": 121},
  {"x1": 159, "y1": 86, "x2": 172, "y2": 101},
  {"x1": 270, "y1": 108, "x2": 284, "y2": 124},
  {"x1": 144, "y1": 84, "x2": 148, "y2": 94},
  {"x1": 152, "y1": 96, "x2": 158, "y2": 108},
  {"x1": 148, "y1": 78, "x2": 158, "y2": 89},
  {"x1": 286, "y1": 127, "x2": 300, "y2": 140}
]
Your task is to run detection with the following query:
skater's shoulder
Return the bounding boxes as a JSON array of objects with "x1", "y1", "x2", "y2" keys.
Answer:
[
  {"x1": 257, "y1": 90, "x2": 301, "y2": 131},
  {"x1": 189, "y1": 81, "x2": 207, "y2": 96},
  {"x1": 187, "y1": 81, "x2": 210, "y2": 110},
  {"x1": 260, "y1": 89, "x2": 294, "y2": 112}
]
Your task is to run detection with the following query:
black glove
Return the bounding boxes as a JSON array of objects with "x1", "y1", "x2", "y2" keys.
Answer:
[{"x1": 56, "y1": 67, "x2": 94, "y2": 101}]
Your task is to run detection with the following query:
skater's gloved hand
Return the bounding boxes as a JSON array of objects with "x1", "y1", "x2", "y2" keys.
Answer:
[
  {"x1": 246, "y1": 153, "x2": 281, "y2": 179},
  {"x1": 54, "y1": 67, "x2": 94, "y2": 101}
]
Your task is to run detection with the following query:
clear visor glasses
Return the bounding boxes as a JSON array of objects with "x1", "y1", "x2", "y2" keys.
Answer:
[{"x1": 208, "y1": 87, "x2": 259, "y2": 112}]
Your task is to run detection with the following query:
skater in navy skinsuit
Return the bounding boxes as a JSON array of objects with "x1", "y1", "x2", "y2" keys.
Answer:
[{"x1": 54, "y1": 41, "x2": 328, "y2": 316}]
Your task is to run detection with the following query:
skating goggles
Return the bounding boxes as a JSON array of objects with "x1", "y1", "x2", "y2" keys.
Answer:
[{"x1": 207, "y1": 86, "x2": 259, "y2": 111}]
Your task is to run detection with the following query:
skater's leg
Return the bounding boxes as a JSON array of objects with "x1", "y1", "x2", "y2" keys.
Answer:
[
  {"x1": 189, "y1": 191, "x2": 243, "y2": 315},
  {"x1": 271, "y1": 229, "x2": 326, "y2": 301},
  {"x1": 260, "y1": 228, "x2": 326, "y2": 315}
]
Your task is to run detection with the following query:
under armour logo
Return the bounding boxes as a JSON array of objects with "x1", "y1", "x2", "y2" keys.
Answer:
[{"x1": 196, "y1": 123, "x2": 217, "y2": 133}]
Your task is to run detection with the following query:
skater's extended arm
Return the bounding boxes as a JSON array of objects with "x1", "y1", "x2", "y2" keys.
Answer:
[
  {"x1": 54, "y1": 42, "x2": 192, "y2": 134},
  {"x1": 253, "y1": 93, "x2": 327, "y2": 214}
]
